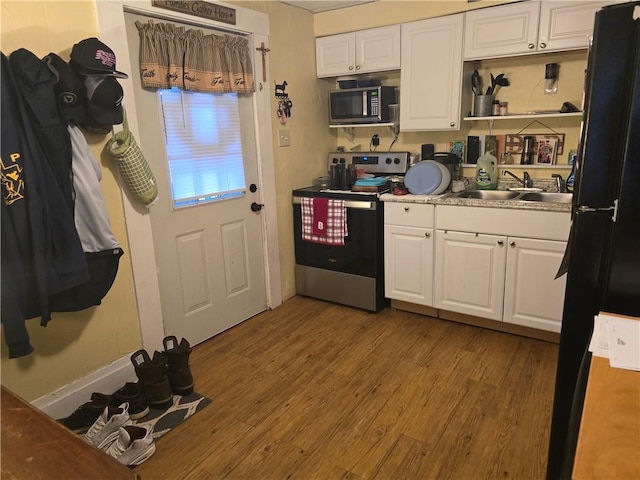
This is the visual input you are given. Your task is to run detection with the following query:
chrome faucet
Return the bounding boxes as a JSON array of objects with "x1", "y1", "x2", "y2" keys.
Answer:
[
  {"x1": 503, "y1": 170, "x2": 533, "y2": 188},
  {"x1": 552, "y1": 174, "x2": 565, "y2": 193}
]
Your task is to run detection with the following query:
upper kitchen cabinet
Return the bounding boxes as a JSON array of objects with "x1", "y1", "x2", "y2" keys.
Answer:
[
  {"x1": 400, "y1": 14, "x2": 465, "y2": 131},
  {"x1": 464, "y1": 1, "x2": 612, "y2": 60},
  {"x1": 315, "y1": 25, "x2": 401, "y2": 78}
]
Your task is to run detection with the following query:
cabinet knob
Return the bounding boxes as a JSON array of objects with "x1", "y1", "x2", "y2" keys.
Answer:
[
  {"x1": 355, "y1": 65, "x2": 361, "y2": 70},
  {"x1": 528, "y1": 43, "x2": 535, "y2": 49},
  {"x1": 425, "y1": 232, "x2": 431, "y2": 238},
  {"x1": 510, "y1": 241, "x2": 516, "y2": 247},
  {"x1": 404, "y1": 206, "x2": 409, "y2": 212},
  {"x1": 539, "y1": 42, "x2": 547, "y2": 49},
  {"x1": 450, "y1": 122, "x2": 455, "y2": 127},
  {"x1": 497, "y1": 240, "x2": 504, "y2": 246},
  {"x1": 348, "y1": 65, "x2": 354, "y2": 71}
]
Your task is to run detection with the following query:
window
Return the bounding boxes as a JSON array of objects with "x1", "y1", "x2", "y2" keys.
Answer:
[{"x1": 158, "y1": 88, "x2": 246, "y2": 208}]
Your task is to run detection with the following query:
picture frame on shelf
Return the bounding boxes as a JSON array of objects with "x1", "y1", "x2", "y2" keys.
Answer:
[
  {"x1": 504, "y1": 133, "x2": 566, "y2": 158},
  {"x1": 536, "y1": 137, "x2": 558, "y2": 164}
]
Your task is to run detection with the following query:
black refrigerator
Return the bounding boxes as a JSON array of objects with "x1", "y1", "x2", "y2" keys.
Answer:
[{"x1": 546, "y1": 2, "x2": 640, "y2": 479}]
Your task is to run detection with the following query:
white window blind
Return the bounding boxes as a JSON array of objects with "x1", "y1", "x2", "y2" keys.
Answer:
[{"x1": 158, "y1": 88, "x2": 246, "y2": 208}]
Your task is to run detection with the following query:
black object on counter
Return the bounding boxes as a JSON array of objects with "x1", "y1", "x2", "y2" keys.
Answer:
[
  {"x1": 421, "y1": 143, "x2": 435, "y2": 160},
  {"x1": 521, "y1": 136, "x2": 536, "y2": 165}
]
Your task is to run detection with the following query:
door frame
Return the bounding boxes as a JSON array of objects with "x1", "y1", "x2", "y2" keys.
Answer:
[{"x1": 95, "y1": 0, "x2": 282, "y2": 350}]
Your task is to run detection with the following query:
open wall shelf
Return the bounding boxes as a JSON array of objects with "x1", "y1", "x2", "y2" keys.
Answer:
[{"x1": 463, "y1": 112, "x2": 582, "y2": 121}]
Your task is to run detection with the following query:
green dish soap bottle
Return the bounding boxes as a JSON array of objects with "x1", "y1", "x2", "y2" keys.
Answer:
[{"x1": 475, "y1": 153, "x2": 499, "y2": 190}]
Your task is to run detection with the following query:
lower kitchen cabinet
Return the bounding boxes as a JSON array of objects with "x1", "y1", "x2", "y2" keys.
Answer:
[
  {"x1": 384, "y1": 203, "x2": 434, "y2": 306},
  {"x1": 433, "y1": 205, "x2": 571, "y2": 333},
  {"x1": 434, "y1": 230, "x2": 506, "y2": 321},
  {"x1": 503, "y1": 237, "x2": 567, "y2": 333}
]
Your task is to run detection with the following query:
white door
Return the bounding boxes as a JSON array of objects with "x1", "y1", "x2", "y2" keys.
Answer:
[
  {"x1": 356, "y1": 25, "x2": 401, "y2": 74},
  {"x1": 538, "y1": 1, "x2": 610, "y2": 52},
  {"x1": 463, "y1": 1, "x2": 540, "y2": 60},
  {"x1": 400, "y1": 14, "x2": 464, "y2": 131},
  {"x1": 315, "y1": 33, "x2": 355, "y2": 77},
  {"x1": 503, "y1": 237, "x2": 567, "y2": 333},
  {"x1": 384, "y1": 225, "x2": 434, "y2": 306},
  {"x1": 124, "y1": 13, "x2": 267, "y2": 345},
  {"x1": 434, "y1": 230, "x2": 507, "y2": 321}
]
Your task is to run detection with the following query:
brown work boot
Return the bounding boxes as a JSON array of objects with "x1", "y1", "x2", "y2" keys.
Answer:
[
  {"x1": 162, "y1": 336, "x2": 194, "y2": 395},
  {"x1": 130, "y1": 349, "x2": 173, "y2": 409}
]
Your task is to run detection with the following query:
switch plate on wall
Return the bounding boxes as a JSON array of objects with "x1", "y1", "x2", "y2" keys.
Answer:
[{"x1": 278, "y1": 129, "x2": 290, "y2": 147}]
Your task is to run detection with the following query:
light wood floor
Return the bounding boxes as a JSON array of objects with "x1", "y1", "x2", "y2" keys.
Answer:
[{"x1": 136, "y1": 296, "x2": 558, "y2": 480}]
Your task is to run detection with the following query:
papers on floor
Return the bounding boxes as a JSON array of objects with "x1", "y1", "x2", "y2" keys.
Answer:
[{"x1": 589, "y1": 312, "x2": 640, "y2": 371}]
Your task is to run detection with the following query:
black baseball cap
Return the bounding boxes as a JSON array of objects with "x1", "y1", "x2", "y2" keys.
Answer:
[
  {"x1": 70, "y1": 37, "x2": 129, "y2": 79},
  {"x1": 83, "y1": 75, "x2": 124, "y2": 129},
  {"x1": 43, "y1": 53, "x2": 86, "y2": 124}
]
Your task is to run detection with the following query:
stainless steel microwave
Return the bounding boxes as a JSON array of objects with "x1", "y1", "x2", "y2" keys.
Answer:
[{"x1": 329, "y1": 86, "x2": 396, "y2": 124}]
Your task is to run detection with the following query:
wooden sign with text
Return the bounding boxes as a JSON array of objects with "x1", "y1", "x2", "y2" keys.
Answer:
[{"x1": 152, "y1": 0, "x2": 236, "y2": 25}]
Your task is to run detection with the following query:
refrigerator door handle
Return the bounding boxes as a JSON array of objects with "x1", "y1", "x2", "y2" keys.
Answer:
[{"x1": 577, "y1": 199, "x2": 619, "y2": 222}]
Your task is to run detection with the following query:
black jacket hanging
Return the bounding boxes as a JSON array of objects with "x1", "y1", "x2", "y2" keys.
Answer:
[
  {"x1": 8, "y1": 48, "x2": 75, "y2": 213},
  {"x1": 1, "y1": 53, "x2": 88, "y2": 358}
]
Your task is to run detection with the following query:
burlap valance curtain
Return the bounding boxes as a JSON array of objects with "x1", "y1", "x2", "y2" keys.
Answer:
[{"x1": 135, "y1": 20, "x2": 255, "y2": 94}]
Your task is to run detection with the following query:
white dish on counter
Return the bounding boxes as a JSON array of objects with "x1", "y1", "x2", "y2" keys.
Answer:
[{"x1": 404, "y1": 160, "x2": 450, "y2": 195}]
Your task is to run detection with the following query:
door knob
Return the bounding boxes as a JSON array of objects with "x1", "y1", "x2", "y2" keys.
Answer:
[
  {"x1": 510, "y1": 241, "x2": 516, "y2": 247},
  {"x1": 539, "y1": 42, "x2": 546, "y2": 49},
  {"x1": 528, "y1": 43, "x2": 535, "y2": 49},
  {"x1": 425, "y1": 232, "x2": 431, "y2": 238},
  {"x1": 251, "y1": 202, "x2": 264, "y2": 212},
  {"x1": 497, "y1": 240, "x2": 504, "y2": 246}
]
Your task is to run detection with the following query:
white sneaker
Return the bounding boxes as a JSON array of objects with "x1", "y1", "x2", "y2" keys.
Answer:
[
  {"x1": 84, "y1": 402, "x2": 132, "y2": 449},
  {"x1": 106, "y1": 425, "x2": 156, "y2": 466}
]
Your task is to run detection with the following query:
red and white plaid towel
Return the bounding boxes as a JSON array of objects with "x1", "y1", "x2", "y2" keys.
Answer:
[{"x1": 301, "y1": 197, "x2": 348, "y2": 245}]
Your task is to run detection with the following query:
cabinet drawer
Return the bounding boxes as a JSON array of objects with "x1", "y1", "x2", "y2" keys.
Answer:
[
  {"x1": 435, "y1": 205, "x2": 570, "y2": 241},
  {"x1": 385, "y1": 202, "x2": 434, "y2": 228}
]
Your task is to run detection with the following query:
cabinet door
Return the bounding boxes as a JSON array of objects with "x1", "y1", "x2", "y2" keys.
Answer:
[
  {"x1": 464, "y1": 2, "x2": 540, "y2": 60},
  {"x1": 538, "y1": 1, "x2": 610, "y2": 52},
  {"x1": 434, "y1": 230, "x2": 506, "y2": 320},
  {"x1": 384, "y1": 225, "x2": 434, "y2": 306},
  {"x1": 356, "y1": 25, "x2": 401, "y2": 74},
  {"x1": 316, "y1": 33, "x2": 355, "y2": 78},
  {"x1": 503, "y1": 237, "x2": 567, "y2": 333},
  {"x1": 400, "y1": 14, "x2": 464, "y2": 131}
]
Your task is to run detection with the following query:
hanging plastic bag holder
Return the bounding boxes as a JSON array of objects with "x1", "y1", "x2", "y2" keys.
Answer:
[{"x1": 106, "y1": 108, "x2": 159, "y2": 206}]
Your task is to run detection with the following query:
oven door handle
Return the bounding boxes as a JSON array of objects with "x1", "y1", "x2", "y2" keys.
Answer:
[{"x1": 292, "y1": 197, "x2": 377, "y2": 210}]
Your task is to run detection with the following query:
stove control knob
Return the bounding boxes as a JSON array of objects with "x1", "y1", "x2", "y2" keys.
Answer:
[
  {"x1": 394, "y1": 158, "x2": 401, "y2": 164},
  {"x1": 331, "y1": 157, "x2": 339, "y2": 164},
  {"x1": 385, "y1": 157, "x2": 392, "y2": 164},
  {"x1": 339, "y1": 157, "x2": 346, "y2": 164}
]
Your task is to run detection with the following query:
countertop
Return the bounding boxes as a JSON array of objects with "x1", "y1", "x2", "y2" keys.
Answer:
[
  {"x1": 572, "y1": 356, "x2": 640, "y2": 479},
  {"x1": 380, "y1": 192, "x2": 572, "y2": 213}
]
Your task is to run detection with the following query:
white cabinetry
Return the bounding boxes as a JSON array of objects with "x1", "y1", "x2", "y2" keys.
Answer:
[
  {"x1": 315, "y1": 25, "x2": 400, "y2": 78},
  {"x1": 434, "y1": 205, "x2": 570, "y2": 332},
  {"x1": 384, "y1": 203, "x2": 435, "y2": 306},
  {"x1": 503, "y1": 237, "x2": 567, "y2": 333},
  {"x1": 400, "y1": 14, "x2": 464, "y2": 131},
  {"x1": 434, "y1": 230, "x2": 506, "y2": 320},
  {"x1": 464, "y1": 1, "x2": 612, "y2": 60}
]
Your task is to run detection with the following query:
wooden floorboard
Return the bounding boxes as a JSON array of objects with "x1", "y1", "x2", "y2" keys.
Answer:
[{"x1": 134, "y1": 296, "x2": 558, "y2": 480}]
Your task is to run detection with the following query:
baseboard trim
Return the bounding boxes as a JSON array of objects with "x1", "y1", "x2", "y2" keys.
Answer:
[{"x1": 31, "y1": 355, "x2": 138, "y2": 420}]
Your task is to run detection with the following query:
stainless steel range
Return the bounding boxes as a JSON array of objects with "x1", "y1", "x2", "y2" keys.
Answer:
[{"x1": 292, "y1": 152, "x2": 409, "y2": 312}]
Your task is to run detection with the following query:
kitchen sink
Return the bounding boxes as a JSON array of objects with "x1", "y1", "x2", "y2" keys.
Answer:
[
  {"x1": 455, "y1": 190, "x2": 522, "y2": 200},
  {"x1": 519, "y1": 192, "x2": 573, "y2": 204}
]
